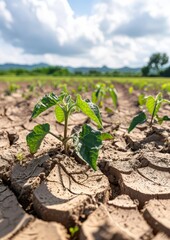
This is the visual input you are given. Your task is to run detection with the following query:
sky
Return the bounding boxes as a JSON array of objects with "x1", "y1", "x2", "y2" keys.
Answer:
[{"x1": 0, "y1": 0, "x2": 170, "y2": 68}]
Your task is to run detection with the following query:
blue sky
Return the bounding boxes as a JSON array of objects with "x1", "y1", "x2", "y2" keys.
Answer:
[
  {"x1": 68, "y1": 0, "x2": 98, "y2": 15},
  {"x1": 0, "y1": 0, "x2": 170, "y2": 67}
]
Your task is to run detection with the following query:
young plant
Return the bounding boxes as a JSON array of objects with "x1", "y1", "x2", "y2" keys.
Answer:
[
  {"x1": 92, "y1": 83, "x2": 118, "y2": 109},
  {"x1": 26, "y1": 92, "x2": 112, "y2": 170},
  {"x1": 15, "y1": 152, "x2": 24, "y2": 162},
  {"x1": 138, "y1": 93, "x2": 146, "y2": 107},
  {"x1": 58, "y1": 83, "x2": 68, "y2": 93},
  {"x1": 69, "y1": 226, "x2": 79, "y2": 238},
  {"x1": 5, "y1": 83, "x2": 19, "y2": 95},
  {"x1": 27, "y1": 84, "x2": 35, "y2": 92},
  {"x1": 128, "y1": 86, "x2": 134, "y2": 94},
  {"x1": 128, "y1": 92, "x2": 170, "y2": 133}
]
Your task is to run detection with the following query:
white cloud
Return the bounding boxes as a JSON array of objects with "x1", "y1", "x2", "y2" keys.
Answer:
[
  {"x1": 0, "y1": 0, "x2": 13, "y2": 29},
  {"x1": 0, "y1": 0, "x2": 170, "y2": 67}
]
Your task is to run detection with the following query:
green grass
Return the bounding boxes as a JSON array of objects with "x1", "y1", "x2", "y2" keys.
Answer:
[
  {"x1": 1, "y1": 75, "x2": 170, "y2": 91},
  {"x1": 113, "y1": 77, "x2": 170, "y2": 90}
]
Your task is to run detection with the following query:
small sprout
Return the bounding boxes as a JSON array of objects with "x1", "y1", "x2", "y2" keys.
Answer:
[
  {"x1": 128, "y1": 92, "x2": 170, "y2": 132},
  {"x1": 162, "y1": 83, "x2": 170, "y2": 93},
  {"x1": 128, "y1": 112, "x2": 147, "y2": 133},
  {"x1": 5, "y1": 83, "x2": 19, "y2": 95},
  {"x1": 27, "y1": 84, "x2": 35, "y2": 92},
  {"x1": 26, "y1": 92, "x2": 112, "y2": 170},
  {"x1": 69, "y1": 226, "x2": 79, "y2": 237},
  {"x1": 92, "y1": 83, "x2": 118, "y2": 109},
  {"x1": 105, "y1": 106, "x2": 114, "y2": 114},
  {"x1": 58, "y1": 83, "x2": 68, "y2": 93},
  {"x1": 138, "y1": 93, "x2": 146, "y2": 106},
  {"x1": 128, "y1": 86, "x2": 134, "y2": 94},
  {"x1": 77, "y1": 84, "x2": 88, "y2": 93},
  {"x1": 15, "y1": 152, "x2": 24, "y2": 161}
]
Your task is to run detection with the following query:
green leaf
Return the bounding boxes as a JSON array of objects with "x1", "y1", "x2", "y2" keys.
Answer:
[
  {"x1": 95, "y1": 86, "x2": 101, "y2": 99},
  {"x1": 31, "y1": 93, "x2": 64, "y2": 119},
  {"x1": 69, "y1": 226, "x2": 79, "y2": 237},
  {"x1": 128, "y1": 86, "x2": 134, "y2": 94},
  {"x1": 156, "y1": 115, "x2": 170, "y2": 124},
  {"x1": 76, "y1": 95, "x2": 102, "y2": 128},
  {"x1": 74, "y1": 124, "x2": 102, "y2": 170},
  {"x1": 128, "y1": 112, "x2": 147, "y2": 133},
  {"x1": 105, "y1": 106, "x2": 113, "y2": 114},
  {"x1": 101, "y1": 132, "x2": 113, "y2": 140},
  {"x1": 55, "y1": 105, "x2": 65, "y2": 122},
  {"x1": 146, "y1": 93, "x2": 163, "y2": 118},
  {"x1": 138, "y1": 94, "x2": 146, "y2": 106},
  {"x1": 156, "y1": 92, "x2": 163, "y2": 102},
  {"x1": 92, "y1": 91, "x2": 97, "y2": 103},
  {"x1": 109, "y1": 88, "x2": 118, "y2": 108},
  {"x1": 145, "y1": 96, "x2": 156, "y2": 115},
  {"x1": 162, "y1": 115, "x2": 170, "y2": 121},
  {"x1": 26, "y1": 123, "x2": 50, "y2": 154},
  {"x1": 162, "y1": 99, "x2": 170, "y2": 104}
]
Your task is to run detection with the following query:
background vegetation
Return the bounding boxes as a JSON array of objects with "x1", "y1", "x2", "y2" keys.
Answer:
[{"x1": 0, "y1": 52, "x2": 170, "y2": 77}]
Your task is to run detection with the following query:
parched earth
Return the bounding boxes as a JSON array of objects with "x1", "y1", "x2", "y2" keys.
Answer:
[{"x1": 0, "y1": 82, "x2": 170, "y2": 240}]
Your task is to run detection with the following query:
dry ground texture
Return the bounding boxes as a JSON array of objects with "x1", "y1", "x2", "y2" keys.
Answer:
[{"x1": 0, "y1": 79, "x2": 170, "y2": 240}]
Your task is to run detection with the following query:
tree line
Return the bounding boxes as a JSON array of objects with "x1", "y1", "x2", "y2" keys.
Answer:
[
  {"x1": 0, "y1": 66, "x2": 71, "y2": 76},
  {"x1": 0, "y1": 52, "x2": 170, "y2": 77},
  {"x1": 0, "y1": 66, "x2": 140, "y2": 77},
  {"x1": 141, "y1": 53, "x2": 170, "y2": 77}
]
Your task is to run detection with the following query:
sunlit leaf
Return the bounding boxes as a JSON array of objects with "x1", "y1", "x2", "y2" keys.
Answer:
[
  {"x1": 128, "y1": 112, "x2": 147, "y2": 133},
  {"x1": 138, "y1": 94, "x2": 146, "y2": 106},
  {"x1": 109, "y1": 88, "x2": 118, "y2": 108},
  {"x1": 76, "y1": 95, "x2": 102, "y2": 128},
  {"x1": 128, "y1": 86, "x2": 134, "y2": 94},
  {"x1": 146, "y1": 93, "x2": 163, "y2": 118},
  {"x1": 145, "y1": 96, "x2": 155, "y2": 115},
  {"x1": 105, "y1": 106, "x2": 113, "y2": 114},
  {"x1": 31, "y1": 93, "x2": 64, "y2": 119},
  {"x1": 156, "y1": 115, "x2": 170, "y2": 124},
  {"x1": 162, "y1": 99, "x2": 170, "y2": 104},
  {"x1": 74, "y1": 124, "x2": 102, "y2": 170},
  {"x1": 26, "y1": 123, "x2": 50, "y2": 154},
  {"x1": 101, "y1": 132, "x2": 113, "y2": 140},
  {"x1": 92, "y1": 91, "x2": 98, "y2": 103},
  {"x1": 69, "y1": 226, "x2": 79, "y2": 237},
  {"x1": 55, "y1": 105, "x2": 65, "y2": 122},
  {"x1": 156, "y1": 92, "x2": 163, "y2": 102}
]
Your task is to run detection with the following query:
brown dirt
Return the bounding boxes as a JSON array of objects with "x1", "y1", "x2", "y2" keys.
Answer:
[{"x1": 0, "y1": 82, "x2": 170, "y2": 239}]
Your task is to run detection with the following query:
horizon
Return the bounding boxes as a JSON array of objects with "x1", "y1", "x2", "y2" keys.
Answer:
[
  {"x1": 0, "y1": 62, "x2": 142, "y2": 69},
  {"x1": 0, "y1": 0, "x2": 170, "y2": 68}
]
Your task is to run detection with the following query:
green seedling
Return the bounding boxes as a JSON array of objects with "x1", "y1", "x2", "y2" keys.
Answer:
[
  {"x1": 162, "y1": 83, "x2": 170, "y2": 93},
  {"x1": 92, "y1": 83, "x2": 118, "y2": 108},
  {"x1": 26, "y1": 92, "x2": 112, "y2": 170},
  {"x1": 27, "y1": 84, "x2": 35, "y2": 92},
  {"x1": 128, "y1": 86, "x2": 134, "y2": 94},
  {"x1": 5, "y1": 83, "x2": 19, "y2": 95},
  {"x1": 15, "y1": 152, "x2": 24, "y2": 161},
  {"x1": 128, "y1": 92, "x2": 170, "y2": 133},
  {"x1": 77, "y1": 84, "x2": 88, "y2": 93},
  {"x1": 138, "y1": 93, "x2": 146, "y2": 107},
  {"x1": 69, "y1": 226, "x2": 79, "y2": 237},
  {"x1": 22, "y1": 84, "x2": 36, "y2": 100},
  {"x1": 58, "y1": 83, "x2": 68, "y2": 93}
]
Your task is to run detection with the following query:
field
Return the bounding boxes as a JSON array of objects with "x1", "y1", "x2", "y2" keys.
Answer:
[{"x1": 0, "y1": 76, "x2": 170, "y2": 240}]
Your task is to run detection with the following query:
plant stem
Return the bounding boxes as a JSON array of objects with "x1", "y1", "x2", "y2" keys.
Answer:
[
  {"x1": 63, "y1": 112, "x2": 69, "y2": 154},
  {"x1": 49, "y1": 132, "x2": 62, "y2": 142},
  {"x1": 62, "y1": 104, "x2": 76, "y2": 154},
  {"x1": 150, "y1": 101, "x2": 157, "y2": 127}
]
